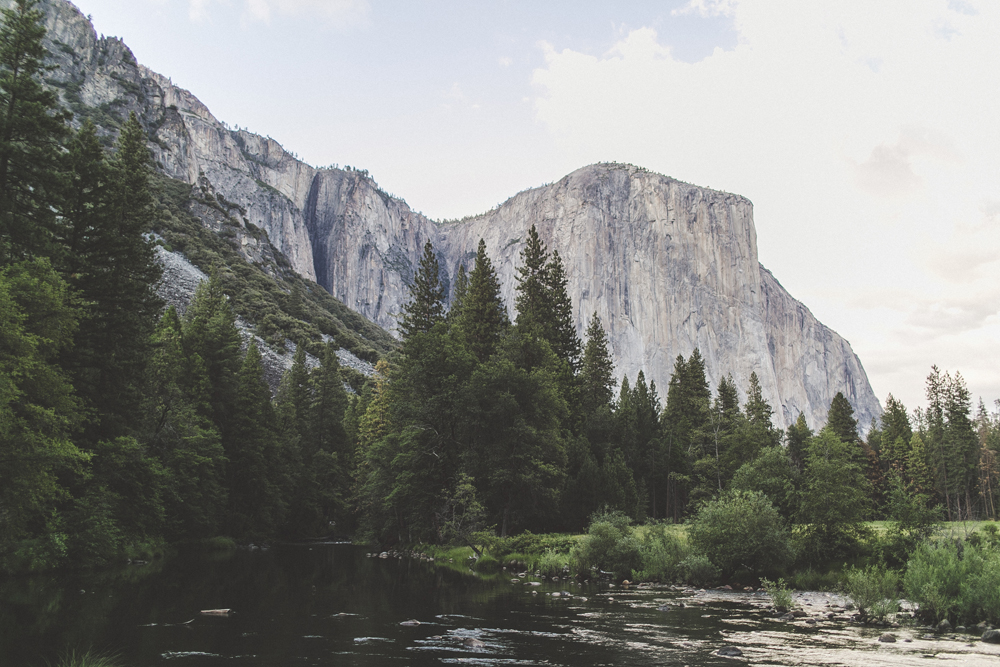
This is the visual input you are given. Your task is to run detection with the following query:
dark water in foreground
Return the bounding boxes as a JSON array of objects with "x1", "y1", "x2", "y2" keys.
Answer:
[{"x1": 2, "y1": 544, "x2": 1000, "y2": 666}]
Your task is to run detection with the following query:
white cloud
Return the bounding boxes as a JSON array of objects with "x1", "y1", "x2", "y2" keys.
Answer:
[
  {"x1": 187, "y1": 0, "x2": 369, "y2": 26},
  {"x1": 531, "y1": 0, "x2": 1000, "y2": 409},
  {"x1": 499, "y1": 56, "x2": 513, "y2": 68},
  {"x1": 672, "y1": 0, "x2": 738, "y2": 18}
]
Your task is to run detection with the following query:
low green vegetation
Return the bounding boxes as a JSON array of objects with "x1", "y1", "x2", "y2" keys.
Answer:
[
  {"x1": 844, "y1": 565, "x2": 900, "y2": 623},
  {"x1": 761, "y1": 577, "x2": 794, "y2": 611}
]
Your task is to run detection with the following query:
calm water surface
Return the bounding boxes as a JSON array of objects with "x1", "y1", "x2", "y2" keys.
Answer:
[{"x1": 2, "y1": 544, "x2": 999, "y2": 666}]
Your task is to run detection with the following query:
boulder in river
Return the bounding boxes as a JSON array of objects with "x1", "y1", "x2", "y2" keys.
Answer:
[
  {"x1": 717, "y1": 646, "x2": 743, "y2": 657},
  {"x1": 400, "y1": 619, "x2": 420, "y2": 626},
  {"x1": 937, "y1": 619, "x2": 952, "y2": 633},
  {"x1": 982, "y1": 629, "x2": 1000, "y2": 643},
  {"x1": 878, "y1": 633, "x2": 896, "y2": 643},
  {"x1": 462, "y1": 637, "x2": 486, "y2": 649}
]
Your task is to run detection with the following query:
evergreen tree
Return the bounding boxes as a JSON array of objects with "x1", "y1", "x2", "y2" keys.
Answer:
[
  {"x1": 514, "y1": 224, "x2": 550, "y2": 335},
  {"x1": 399, "y1": 240, "x2": 445, "y2": 339},
  {"x1": 0, "y1": 0, "x2": 69, "y2": 263},
  {"x1": 454, "y1": 239, "x2": 508, "y2": 362},
  {"x1": 464, "y1": 329, "x2": 568, "y2": 536},
  {"x1": 743, "y1": 371, "x2": 781, "y2": 448},
  {"x1": 544, "y1": 250, "x2": 581, "y2": 370},
  {"x1": 308, "y1": 343, "x2": 350, "y2": 530},
  {"x1": 785, "y1": 412, "x2": 812, "y2": 473},
  {"x1": 183, "y1": 271, "x2": 242, "y2": 431},
  {"x1": 880, "y1": 394, "x2": 912, "y2": 475},
  {"x1": 138, "y1": 307, "x2": 225, "y2": 540},
  {"x1": 579, "y1": 312, "x2": 615, "y2": 414},
  {"x1": 798, "y1": 428, "x2": 870, "y2": 561},
  {"x1": 944, "y1": 372, "x2": 978, "y2": 520},
  {"x1": 907, "y1": 432, "x2": 935, "y2": 498},
  {"x1": 0, "y1": 259, "x2": 87, "y2": 569},
  {"x1": 66, "y1": 114, "x2": 163, "y2": 443},
  {"x1": 225, "y1": 342, "x2": 286, "y2": 539},
  {"x1": 826, "y1": 391, "x2": 859, "y2": 444}
]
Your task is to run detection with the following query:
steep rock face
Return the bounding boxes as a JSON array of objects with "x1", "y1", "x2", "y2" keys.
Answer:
[
  {"x1": 306, "y1": 164, "x2": 880, "y2": 430},
  {"x1": 23, "y1": 0, "x2": 881, "y2": 430}
]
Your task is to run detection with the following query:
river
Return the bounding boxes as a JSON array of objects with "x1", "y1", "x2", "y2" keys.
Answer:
[{"x1": 2, "y1": 544, "x2": 999, "y2": 666}]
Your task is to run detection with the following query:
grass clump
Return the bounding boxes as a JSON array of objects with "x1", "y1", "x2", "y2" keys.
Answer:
[{"x1": 52, "y1": 650, "x2": 120, "y2": 667}]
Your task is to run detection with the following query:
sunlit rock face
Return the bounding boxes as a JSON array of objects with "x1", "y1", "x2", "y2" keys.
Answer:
[
  {"x1": 25, "y1": 0, "x2": 881, "y2": 430},
  {"x1": 303, "y1": 162, "x2": 880, "y2": 430}
]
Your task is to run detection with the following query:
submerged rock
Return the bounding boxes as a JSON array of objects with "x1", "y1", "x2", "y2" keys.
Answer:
[{"x1": 717, "y1": 646, "x2": 743, "y2": 657}]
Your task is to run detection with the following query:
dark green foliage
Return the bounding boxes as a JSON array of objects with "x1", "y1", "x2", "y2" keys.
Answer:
[
  {"x1": 225, "y1": 342, "x2": 287, "y2": 539},
  {"x1": 579, "y1": 312, "x2": 615, "y2": 414},
  {"x1": 730, "y1": 445, "x2": 799, "y2": 520},
  {"x1": 453, "y1": 239, "x2": 508, "y2": 362},
  {"x1": 826, "y1": 391, "x2": 859, "y2": 445},
  {"x1": 0, "y1": 259, "x2": 87, "y2": 569},
  {"x1": 399, "y1": 240, "x2": 445, "y2": 339},
  {"x1": 687, "y1": 489, "x2": 794, "y2": 577},
  {"x1": 138, "y1": 307, "x2": 226, "y2": 539},
  {"x1": 465, "y1": 329, "x2": 569, "y2": 536},
  {"x1": 0, "y1": 0, "x2": 70, "y2": 263},
  {"x1": 572, "y1": 510, "x2": 641, "y2": 580},
  {"x1": 514, "y1": 225, "x2": 549, "y2": 336},
  {"x1": 544, "y1": 251, "x2": 581, "y2": 370},
  {"x1": 182, "y1": 271, "x2": 241, "y2": 430},
  {"x1": 796, "y1": 428, "x2": 871, "y2": 562},
  {"x1": 62, "y1": 113, "x2": 163, "y2": 443},
  {"x1": 785, "y1": 412, "x2": 812, "y2": 473}
]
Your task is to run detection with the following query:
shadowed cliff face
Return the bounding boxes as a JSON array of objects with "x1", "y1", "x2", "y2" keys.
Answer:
[{"x1": 22, "y1": 0, "x2": 881, "y2": 431}]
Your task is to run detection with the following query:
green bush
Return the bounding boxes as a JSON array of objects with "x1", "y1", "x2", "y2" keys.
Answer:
[
  {"x1": 688, "y1": 490, "x2": 794, "y2": 577},
  {"x1": 903, "y1": 540, "x2": 1000, "y2": 625},
  {"x1": 536, "y1": 549, "x2": 566, "y2": 577},
  {"x1": 844, "y1": 565, "x2": 899, "y2": 623},
  {"x1": 632, "y1": 522, "x2": 689, "y2": 582},
  {"x1": 572, "y1": 510, "x2": 641, "y2": 581},
  {"x1": 677, "y1": 554, "x2": 720, "y2": 587},
  {"x1": 761, "y1": 577, "x2": 794, "y2": 611}
]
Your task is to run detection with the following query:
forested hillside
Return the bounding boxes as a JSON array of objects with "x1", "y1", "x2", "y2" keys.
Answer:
[{"x1": 0, "y1": 0, "x2": 384, "y2": 572}]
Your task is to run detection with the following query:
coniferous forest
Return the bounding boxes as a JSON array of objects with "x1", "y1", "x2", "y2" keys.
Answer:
[{"x1": 2, "y1": 0, "x2": 1000, "y2": 590}]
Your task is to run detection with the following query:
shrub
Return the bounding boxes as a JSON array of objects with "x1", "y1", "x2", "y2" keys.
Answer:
[
  {"x1": 688, "y1": 490, "x2": 793, "y2": 577},
  {"x1": 572, "y1": 510, "x2": 641, "y2": 581},
  {"x1": 844, "y1": 566, "x2": 899, "y2": 623},
  {"x1": 678, "y1": 554, "x2": 720, "y2": 587},
  {"x1": 761, "y1": 577, "x2": 794, "y2": 612},
  {"x1": 536, "y1": 549, "x2": 566, "y2": 577},
  {"x1": 903, "y1": 540, "x2": 1000, "y2": 625},
  {"x1": 632, "y1": 522, "x2": 689, "y2": 582}
]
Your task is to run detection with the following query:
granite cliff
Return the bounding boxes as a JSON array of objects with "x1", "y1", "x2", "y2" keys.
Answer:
[{"x1": 19, "y1": 0, "x2": 881, "y2": 430}]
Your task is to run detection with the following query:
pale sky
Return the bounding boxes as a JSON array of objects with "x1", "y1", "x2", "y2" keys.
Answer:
[{"x1": 69, "y1": 0, "x2": 1000, "y2": 416}]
